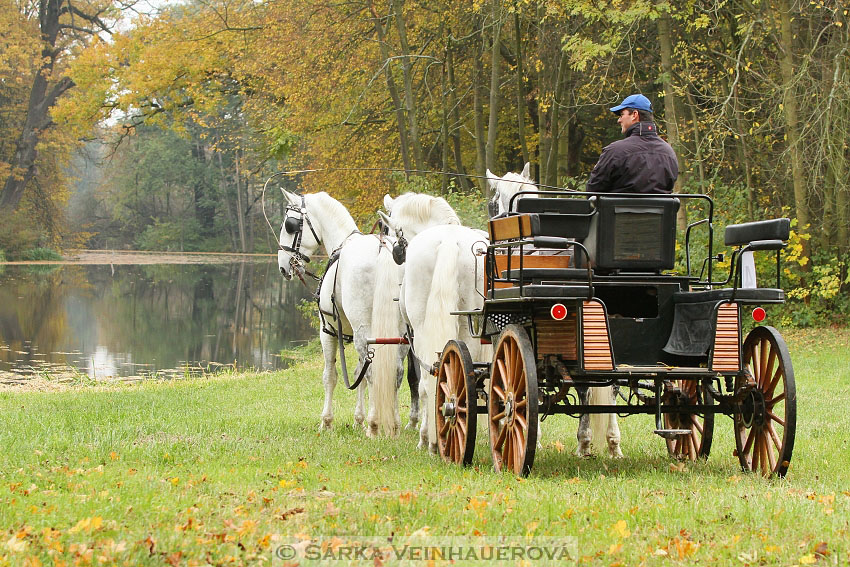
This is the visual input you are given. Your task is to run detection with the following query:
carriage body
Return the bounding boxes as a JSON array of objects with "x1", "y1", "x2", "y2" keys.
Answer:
[{"x1": 437, "y1": 191, "x2": 796, "y2": 477}]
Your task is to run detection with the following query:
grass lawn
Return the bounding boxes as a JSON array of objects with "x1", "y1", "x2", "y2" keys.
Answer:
[{"x1": 1, "y1": 327, "x2": 848, "y2": 566}]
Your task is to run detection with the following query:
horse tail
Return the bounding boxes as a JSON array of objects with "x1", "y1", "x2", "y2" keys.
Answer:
[
  {"x1": 420, "y1": 239, "x2": 460, "y2": 368},
  {"x1": 588, "y1": 385, "x2": 615, "y2": 448},
  {"x1": 370, "y1": 243, "x2": 403, "y2": 437}
]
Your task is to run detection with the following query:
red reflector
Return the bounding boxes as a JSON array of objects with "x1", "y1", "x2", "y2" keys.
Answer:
[
  {"x1": 752, "y1": 307, "x2": 766, "y2": 322},
  {"x1": 551, "y1": 303, "x2": 568, "y2": 320}
]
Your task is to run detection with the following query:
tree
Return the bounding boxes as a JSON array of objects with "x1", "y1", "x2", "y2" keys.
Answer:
[{"x1": 1, "y1": 0, "x2": 117, "y2": 211}]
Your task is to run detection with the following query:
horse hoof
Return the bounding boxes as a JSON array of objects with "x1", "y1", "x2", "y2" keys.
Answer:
[
  {"x1": 428, "y1": 442, "x2": 438, "y2": 455},
  {"x1": 319, "y1": 418, "x2": 333, "y2": 432},
  {"x1": 406, "y1": 419, "x2": 419, "y2": 431}
]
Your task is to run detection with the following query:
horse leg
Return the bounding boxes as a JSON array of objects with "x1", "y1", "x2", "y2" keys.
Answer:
[
  {"x1": 417, "y1": 374, "x2": 429, "y2": 450},
  {"x1": 575, "y1": 387, "x2": 593, "y2": 457},
  {"x1": 319, "y1": 332, "x2": 338, "y2": 431},
  {"x1": 352, "y1": 330, "x2": 372, "y2": 434},
  {"x1": 607, "y1": 412, "x2": 623, "y2": 459},
  {"x1": 405, "y1": 349, "x2": 420, "y2": 431}
]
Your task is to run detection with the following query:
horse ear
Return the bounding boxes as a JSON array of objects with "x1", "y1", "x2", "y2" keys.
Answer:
[
  {"x1": 377, "y1": 210, "x2": 397, "y2": 233},
  {"x1": 521, "y1": 162, "x2": 531, "y2": 180},
  {"x1": 383, "y1": 194, "x2": 394, "y2": 211},
  {"x1": 486, "y1": 169, "x2": 498, "y2": 189},
  {"x1": 281, "y1": 189, "x2": 299, "y2": 205}
]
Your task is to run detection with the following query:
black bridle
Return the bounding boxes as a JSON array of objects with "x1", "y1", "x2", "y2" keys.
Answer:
[
  {"x1": 279, "y1": 195, "x2": 323, "y2": 283},
  {"x1": 280, "y1": 195, "x2": 321, "y2": 263}
]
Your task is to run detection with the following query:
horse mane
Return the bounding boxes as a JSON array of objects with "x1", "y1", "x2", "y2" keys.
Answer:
[
  {"x1": 307, "y1": 192, "x2": 359, "y2": 232},
  {"x1": 390, "y1": 192, "x2": 461, "y2": 227}
]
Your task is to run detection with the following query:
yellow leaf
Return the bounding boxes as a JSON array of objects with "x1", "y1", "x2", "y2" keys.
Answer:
[
  {"x1": 170, "y1": 477, "x2": 180, "y2": 486},
  {"x1": 610, "y1": 520, "x2": 630, "y2": 539},
  {"x1": 608, "y1": 543, "x2": 623, "y2": 555},
  {"x1": 553, "y1": 441, "x2": 564, "y2": 453},
  {"x1": 69, "y1": 516, "x2": 103, "y2": 533},
  {"x1": 109, "y1": 452, "x2": 119, "y2": 461},
  {"x1": 799, "y1": 554, "x2": 817, "y2": 565}
]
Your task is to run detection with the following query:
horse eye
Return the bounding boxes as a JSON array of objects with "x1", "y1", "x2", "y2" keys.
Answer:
[{"x1": 284, "y1": 217, "x2": 299, "y2": 234}]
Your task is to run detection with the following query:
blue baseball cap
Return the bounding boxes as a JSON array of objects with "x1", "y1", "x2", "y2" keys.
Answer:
[{"x1": 610, "y1": 94, "x2": 652, "y2": 114}]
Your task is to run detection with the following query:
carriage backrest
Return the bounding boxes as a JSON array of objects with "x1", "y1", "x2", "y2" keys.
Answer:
[
  {"x1": 586, "y1": 196, "x2": 680, "y2": 272},
  {"x1": 724, "y1": 218, "x2": 790, "y2": 247}
]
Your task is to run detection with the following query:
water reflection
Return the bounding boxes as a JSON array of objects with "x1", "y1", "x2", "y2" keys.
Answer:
[{"x1": 0, "y1": 262, "x2": 316, "y2": 380}]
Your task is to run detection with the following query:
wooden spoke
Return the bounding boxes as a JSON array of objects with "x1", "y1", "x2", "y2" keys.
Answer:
[
  {"x1": 766, "y1": 422, "x2": 782, "y2": 451},
  {"x1": 735, "y1": 327, "x2": 796, "y2": 477},
  {"x1": 766, "y1": 392, "x2": 786, "y2": 406},
  {"x1": 665, "y1": 380, "x2": 714, "y2": 460},
  {"x1": 488, "y1": 325, "x2": 538, "y2": 477},
  {"x1": 492, "y1": 384, "x2": 506, "y2": 401},
  {"x1": 493, "y1": 423, "x2": 507, "y2": 452}
]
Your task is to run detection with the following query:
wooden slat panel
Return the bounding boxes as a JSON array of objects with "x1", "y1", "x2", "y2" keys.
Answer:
[
  {"x1": 711, "y1": 303, "x2": 740, "y2": 372},
  {"x1": 486, "y1": 254, "x2": 573, "y2": 292},
  {"x1": 535, "y1": 315, "x2": 578, "y2": 360},
  {"x1": 581, "y1": 300, "x2": 614, "y2": 370}
]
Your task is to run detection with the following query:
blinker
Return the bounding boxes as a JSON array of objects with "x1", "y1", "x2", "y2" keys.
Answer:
[{"x1": 284, "y1": 216, "x2": 300, "y2": 234}]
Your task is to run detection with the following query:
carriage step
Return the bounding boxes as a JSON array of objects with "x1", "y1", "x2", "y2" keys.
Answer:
[{"x1": 653, "y1": 429, "x2": 691, "y2": 440}]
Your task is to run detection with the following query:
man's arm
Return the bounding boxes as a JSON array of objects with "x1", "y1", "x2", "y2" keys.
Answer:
[{"x1": 586, "y1": 146, "x2": 615, "y2": 193}]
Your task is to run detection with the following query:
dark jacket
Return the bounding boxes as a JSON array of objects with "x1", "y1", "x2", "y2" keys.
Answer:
[{"x1": 586, "y1": 122, "x2": 678, "y2": 194}]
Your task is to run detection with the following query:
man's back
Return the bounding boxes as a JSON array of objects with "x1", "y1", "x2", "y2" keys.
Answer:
[{"x1": 586, "y1": 122, "x2": 679, "y2": 194}]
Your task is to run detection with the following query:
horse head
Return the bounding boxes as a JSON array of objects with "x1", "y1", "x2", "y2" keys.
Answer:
[
  {"x1": 278, "y1": 190, "x2": 322, "y2": 280},
  {"x1": 486, "y1": 162, "x2": 535, "y2": 216}
]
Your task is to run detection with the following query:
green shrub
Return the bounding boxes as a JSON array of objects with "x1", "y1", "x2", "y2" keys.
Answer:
[{"x1": 21, "y1": 247, "x2": 64, "y2": 261}]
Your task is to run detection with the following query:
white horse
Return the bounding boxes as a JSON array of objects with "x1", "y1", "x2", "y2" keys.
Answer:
[
  {"x1": 380, "y1": 193, "x2": 490, "y2": 453},
  {"x1": 277, "y1": 190, "x2": 406, "y2": 437},
  {"x1": 487, "y1": 162, "x2": 536, "y2": 216},
  {"x1": 485, "y1": 167, "x2": 623, "y2": 459}
]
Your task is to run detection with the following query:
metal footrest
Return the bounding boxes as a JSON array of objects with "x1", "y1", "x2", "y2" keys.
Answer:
[{"x1": 654, "y1": 429, "x2": 691, "y2": 440}]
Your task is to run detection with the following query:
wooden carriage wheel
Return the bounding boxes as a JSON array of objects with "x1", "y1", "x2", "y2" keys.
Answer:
[
  {"x1": 435, "y1": 340, "x2": 477, "y2": 466},
  {"x1": 664, "y1": 380, "x2": 715, "y2": 461},
  {"x1": 488, "y1": 324, "x2": 538, "y2": 476},
  {"x1": 735, "y1": 326, "x2": 797, "y2": 477}
]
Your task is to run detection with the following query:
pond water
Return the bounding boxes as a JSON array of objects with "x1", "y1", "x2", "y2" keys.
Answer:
[{"x1": 0, "y1": 261, "x2": 317, "y2": 381}]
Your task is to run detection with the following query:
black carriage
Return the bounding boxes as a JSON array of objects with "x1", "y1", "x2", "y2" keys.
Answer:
[{"x1": 436, "y1": 191, "x2": 796, "y2": 477}]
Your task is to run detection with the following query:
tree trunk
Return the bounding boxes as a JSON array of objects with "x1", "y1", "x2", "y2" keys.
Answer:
[
  {"x1": 473, "y1": 15, "x2": 487, "y2": 193},
  {"x1": 0, "y1": 0, "x2": 72, "y2": 210},
  {"x1": 485, "y1": 0, "x2": 503, "y2": 173},
  {"x1": 514, "y1": 12, "x2": 530, "y2": 167},
  {"x1": 391, "y1": 0, "x2": 424, "y2": 172},
  {"x1": 234, "y1": 151, "x2": 247, "y2": 253},
  {"x1": 778, "y1": 0, "x2": 811, "y2": 267},
  {"x1": 656, "y1": 1, "x2": 687, "y2": 228},
  {"x1": 446, "y1": 39, "x2": 472, "y2": 191},
  {"x1": 369, "y1": 2, "x2": 412, "y2": 175}
]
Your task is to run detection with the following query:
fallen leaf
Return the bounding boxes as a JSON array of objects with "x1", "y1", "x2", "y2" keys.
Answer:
[
  {"x1": 69, "y1": 517, "x2": 103, "y2": 534},
  {"x1": 813, "y1": 541, "x2": 829, "y2": 558},
  {"x1": 279, "y1": 507, "x2": 304, "y2": 521},
  {"x1": 610, "y1": 520, "x2": 630, "y2": 539},
  {"x1": 553, "y1": 441, "x2": 564, "y2": 453},
  {"x1": 325, "y1": 502, "x2": 340, "y2": 517},
  {"x1": 799, "y1": 554, "x2": 817, "y2": 565},
  {"x1": 5, "y1": 535, "x2": 28, "y2": 553}
]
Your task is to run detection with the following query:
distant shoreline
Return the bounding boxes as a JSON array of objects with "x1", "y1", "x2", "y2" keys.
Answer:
[{"x1": 1, "y1": 249, "x2": 279, "y2": 265}]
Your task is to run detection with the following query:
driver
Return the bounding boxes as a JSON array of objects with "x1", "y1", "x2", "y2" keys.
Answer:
[{"x1": 586, "y1": 94, "x2": 678, "y2": 194}]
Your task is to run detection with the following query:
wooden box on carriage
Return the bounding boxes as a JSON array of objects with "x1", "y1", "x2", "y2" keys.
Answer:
[{"x1": 487, "y1": 198, "x2": 594, "y2": 242}]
